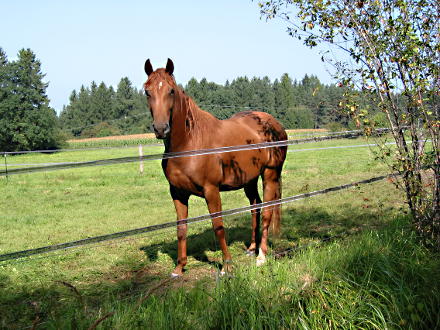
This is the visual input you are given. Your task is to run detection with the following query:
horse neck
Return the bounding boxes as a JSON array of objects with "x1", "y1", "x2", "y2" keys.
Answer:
[{"x1": 166, "y1": 91, "x2": 215, "y2": 151}]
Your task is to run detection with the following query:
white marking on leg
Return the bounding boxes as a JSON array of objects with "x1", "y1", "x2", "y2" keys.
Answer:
[
  {"x1": 170, "y1": 272, "x2": 180, "y2": 278},
  {"x1": 256, "y1": 248, "x2": 266, "y2": 267}
]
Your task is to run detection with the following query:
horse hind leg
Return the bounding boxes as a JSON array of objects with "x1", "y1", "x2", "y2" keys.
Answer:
[
  {"x1": 257, "y1": 167, "x2": 282, "y2": 267},
  {"x1": 270, "y1": 174, "x2": 282, "y2": 237},
  {"x1": 244, "y1": 178, "x2": 261, "y2": 256}
]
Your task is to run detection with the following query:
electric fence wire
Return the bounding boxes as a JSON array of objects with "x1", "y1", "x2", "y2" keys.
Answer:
[
  {"x1": 2, "y1": 143, "x2": 163, "y2": 155},
  {"x1": 0, "y1": 128, "x2": 392, "y2": 177},
  {"x1": 0, "y1": 171, "x2": 395, "y2": 263},
  {"x1": 4, "y1": 225, "x2": 221, "y2": 322},
  {"x1": 7, "y1": 134, "x2": 431, "y2": 169},
  {"x1": 4, "y1": 140, "x2": 405, "y2": 168},
  {"x1": 2, "y1": 126, "x2": 396, "y2": 155}
]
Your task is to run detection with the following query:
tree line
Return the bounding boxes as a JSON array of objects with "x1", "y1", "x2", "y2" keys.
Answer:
[
  {"x1": 59, "y1": 78, "x2": 149, "y2": 137},
  {"x1": 60, "y1": 72, "x2": 354, "y2": 138},
  {"x1": 1, "y1": 47, "x2": 377, "y2": 152}
]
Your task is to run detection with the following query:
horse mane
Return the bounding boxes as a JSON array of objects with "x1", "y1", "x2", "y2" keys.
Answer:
[
  {"x1": 146, "y1": 69, "x2": 218, "y2": 145},
  {"x1": 180, "y1": 92, "x2": 219, "y2": 146}
]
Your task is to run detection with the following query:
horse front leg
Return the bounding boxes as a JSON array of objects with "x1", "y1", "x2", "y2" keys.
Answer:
[
  {"x1": 204, "y1": 185, "x2": 232, "y2": 274},
  {"x1": 170, "y1": 186, "x2": 189, "y2": 277}
]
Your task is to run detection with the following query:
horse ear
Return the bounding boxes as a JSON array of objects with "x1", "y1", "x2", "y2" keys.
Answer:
[
  {"x1": 144, "y1": 59, "x2": 153, "y2": 76},
  {"x1": 165, "y1": 58, "x2": 174, "y2": 75}
]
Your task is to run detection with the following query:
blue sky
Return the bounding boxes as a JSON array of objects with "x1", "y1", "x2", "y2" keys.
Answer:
[{"x1": 1, "y1": 0, "x2": 334, "y2": 113}]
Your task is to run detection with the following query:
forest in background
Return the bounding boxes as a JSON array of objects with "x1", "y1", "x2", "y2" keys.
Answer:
[
  {"x1": 59, "y1": 73, "x2": 371, "y2": 138},
  {"x1": 1, "y1": 46, "x2": 386, "y2": 149}
]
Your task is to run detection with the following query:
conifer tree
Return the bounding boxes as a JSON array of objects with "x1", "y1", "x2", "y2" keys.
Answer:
[
  {"x1": 0, "y1": 48, "x2": 61, "y2": 151},
  {"x1": 114, "y1": 77, "x2": 136, "y2": 133}
]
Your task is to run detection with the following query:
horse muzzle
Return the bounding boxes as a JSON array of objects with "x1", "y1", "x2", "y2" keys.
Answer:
[{"x1": 152, "y1": 122, "x2": 170, "y2": 139}]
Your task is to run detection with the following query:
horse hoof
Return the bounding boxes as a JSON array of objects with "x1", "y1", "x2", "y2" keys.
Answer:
[
  {"x1": 170, "y1": 272, "x2": 181, "y2": 278},
  {"x1": 245, "y1": 250, "x2": 255, "y2": 256},
  {"x1": 256, "y1": 257, "x2": 266, "y2": 267},
  {"x1": 256, "y1": 248, "x2": 266, "y2": 267}
]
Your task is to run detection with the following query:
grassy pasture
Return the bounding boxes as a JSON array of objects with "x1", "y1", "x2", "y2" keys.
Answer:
[{"x1": 1, "y1": 136, "x2": 439, "y2": 329}]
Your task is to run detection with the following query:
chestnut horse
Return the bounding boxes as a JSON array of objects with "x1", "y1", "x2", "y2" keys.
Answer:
[{"x1": 144, "y1": 59, "x2": 287, "y2": 277}]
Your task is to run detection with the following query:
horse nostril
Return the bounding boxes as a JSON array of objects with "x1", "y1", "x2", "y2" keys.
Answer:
[
  {"x1": 164, "y1": 123, "x2": 170, "y2": 135},
  {"x1": 151, "y1": 123, "x2": 170, "y2": 139}
]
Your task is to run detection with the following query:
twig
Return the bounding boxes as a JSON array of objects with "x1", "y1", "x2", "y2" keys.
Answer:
[
  {"x1": 135, "y1": 277, "x2": 173, "y2": 309},
  {"x1": 87, "y1": 312, "x2": 115, "y2": 330}
]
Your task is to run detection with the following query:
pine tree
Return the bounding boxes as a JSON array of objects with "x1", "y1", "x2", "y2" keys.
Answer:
[
  {"x1": 0, "y1": 48, "x2": 62, "y2": 151},
  {"x1": 114, "y1": 77, "x2": 136, "y2": 133},
  {"x1": 249, "y1": 76, "x2": 275, "y2": 114},
  {"x1": 0, "y1": 48, "x2": 13, "y2": 149},
  {"x1": 230, "y1": 76, "x2": 253, "y2": 107}
]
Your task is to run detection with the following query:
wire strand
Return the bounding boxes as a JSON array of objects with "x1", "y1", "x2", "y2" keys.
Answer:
[
  {"x1": 1, "y1": 129, "x2": 388, "y2": 177},
  {"x1": 0, "y1": 172, "x2": 395, "y2": 263}
]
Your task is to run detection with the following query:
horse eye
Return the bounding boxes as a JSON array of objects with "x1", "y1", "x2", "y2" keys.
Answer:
[
  {"x1": 170, "y1": 89, "x2": 175, "y2": 95},
  {"x1": 145, "y1": 90, "x2": 151, "y2": 97}
]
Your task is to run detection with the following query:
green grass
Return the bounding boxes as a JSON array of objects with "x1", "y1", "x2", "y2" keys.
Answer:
[{"x1": 1, "y1": 137, "x2": 439, "y2": 329}]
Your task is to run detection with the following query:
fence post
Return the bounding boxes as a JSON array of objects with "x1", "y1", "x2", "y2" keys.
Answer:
[
  {"x1": 3, "y1": 153, "x2": 8, "y2": 181},
  {"x1": 139, "y1": 144, "x2": 144, "y2": 174}
]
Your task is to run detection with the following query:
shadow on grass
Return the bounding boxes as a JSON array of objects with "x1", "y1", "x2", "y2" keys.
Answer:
[
  {"x1": 0, "y1": 204, "x2": 409, "y2": 328},
  {"x1": 139, "y1": 203, "x2": 389, "y2": 269},
  {"x1": 139, "y1": 225, "x2": 252, "y2": 270}
]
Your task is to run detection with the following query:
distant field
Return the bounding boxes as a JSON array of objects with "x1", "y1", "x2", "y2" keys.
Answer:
[
  {"x1": 67, "y1": 132, "x2": 157, "y2": 143},
  {"x1": 66, "y1": 129, "x2": 329, "y2": 148},
  {"x1": 67, "y1": 129, "x2": 328, "y2": 143}
]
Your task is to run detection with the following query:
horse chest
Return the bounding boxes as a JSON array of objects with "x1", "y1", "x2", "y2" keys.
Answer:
[{"x1": 162, "y1": 159, "x2": 215, "y2": 195}]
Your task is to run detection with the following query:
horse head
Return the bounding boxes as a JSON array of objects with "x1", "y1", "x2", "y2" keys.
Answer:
[{"x1": 144, "y1": 58, "x2": 176, "y2": 139}]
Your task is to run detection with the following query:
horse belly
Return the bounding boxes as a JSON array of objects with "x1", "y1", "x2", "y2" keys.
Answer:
[{"x1": 219, "y1": 151, "x2": 263, "y2": 190}]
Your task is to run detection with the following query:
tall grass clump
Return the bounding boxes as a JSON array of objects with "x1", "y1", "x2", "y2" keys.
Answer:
[
  {"x1": 196, "y1": 216, "x2": 440, "y2": 329},
  {"x1": 32, "y1": 216, "x2": 440, "y2": 329}
]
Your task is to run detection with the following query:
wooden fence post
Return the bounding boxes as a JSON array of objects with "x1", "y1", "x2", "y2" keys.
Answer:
[
  {"x1": 3, "y1": 153, "x2": 8, "y2": 181},
  {"x1": 139, "y1": 144, "x2": 144, "y2": 174}
]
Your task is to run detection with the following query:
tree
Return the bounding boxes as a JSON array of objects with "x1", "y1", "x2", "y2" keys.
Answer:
[
  {"x1": 273, "y1": 73, "x2": 294, "y2": 117},
  {"x1": 59, "y1": 85, "x2": 91, "y2": 136},
  {"x1": 0, "y1": 48, "x2": 63, "y2": 151},
  {"x1": 286, "y1": 106, "x2": 315, "y2": 128},
  {"x1": 114, "y1": 77, "x2": 136, "y2": 133},
  {"x1": 260, "y1": 0, "x2": 440, "y2": 247},
  {"x1": 59, "y1": 78, "x2": 152, "y2": 137},
  {"x1": 230, "y1": 76, "x2": 253, "y2": 108},
  {"x1": 250, "y1": 76, "x2": 275, "y2": 113},
  {"x1": 90, "y1": 82, "x2": 114, "y2": 123}
]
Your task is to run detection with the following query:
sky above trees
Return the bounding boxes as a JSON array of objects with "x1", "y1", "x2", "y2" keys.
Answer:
[{"x1": 0, "y1": 1, "x2": 335, "y2": 113}]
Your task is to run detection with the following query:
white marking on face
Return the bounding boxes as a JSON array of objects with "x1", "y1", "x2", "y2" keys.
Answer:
[{"x1": 159, "y1": 81, "x2": 163, "y2": 89}]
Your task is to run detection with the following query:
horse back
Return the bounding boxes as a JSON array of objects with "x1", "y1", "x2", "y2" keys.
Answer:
[
  {"x1": 227, "y1": 111, "x2": 287, "y2": 168},
  {"x1": 229, "y1": 111, "x2": 286, "y2": 141}
]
